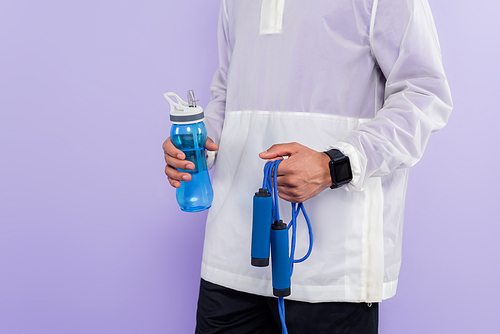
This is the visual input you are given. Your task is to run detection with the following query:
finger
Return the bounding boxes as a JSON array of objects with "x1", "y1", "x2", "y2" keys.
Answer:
[
  {"x1": 165, "y1": 165, "x2": 192, "y2": 183},
  {"x1": 272, "y1": 156, "x2": 293, "y2": 179},
  {"x1": 165, "y1": 153, "x2": 195, "y2": 170},
  {"x1": 259, "y1": 142, "x2": 301, "y2": 160},
  {"x1": 163, "y1": 138, "x2": 185, "y2": 160},
  {"x1": 276, "y1": 174, "x2": 295, "y2": 187},
  {"x1": 277, "y1": 186, "x2": 305, "y2": 204},
  {"x1": 205, "y1": 137, "x2": 219, "y2": 151},
  {"x1": 167, "y1": 175, "x2": 192, "y2": 188},
  {"x1": 168, "y1": 176, "x2": 181, "y2": 189},
  {"x1": 276, "y1": 188, "x2": 301, "y2": 203}
]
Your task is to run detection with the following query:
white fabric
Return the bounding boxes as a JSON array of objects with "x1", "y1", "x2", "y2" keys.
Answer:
[
  {"x1": 260, "y1": 0, "x2": 286, "y2": 35},
  {"x1": 206, "y1": 150, "x2": 216, "y2": 170},
  {"x1": 201, "y1": 0, "x2": 452, "y2": 303}
]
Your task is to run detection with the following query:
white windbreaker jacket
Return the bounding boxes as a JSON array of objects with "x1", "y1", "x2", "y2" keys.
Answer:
[{"x1": 201, "y1": 0, "x2": 452, "y2": 303}]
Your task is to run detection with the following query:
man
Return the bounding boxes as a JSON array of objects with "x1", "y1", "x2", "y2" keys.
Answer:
[{"x1": 164, "y1": 0, "x2": 452, "y2": 332}]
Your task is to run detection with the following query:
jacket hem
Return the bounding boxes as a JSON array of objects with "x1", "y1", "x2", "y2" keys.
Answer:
[{"x1": 201, "y1": 262, "x2": 398, "y2": 303}]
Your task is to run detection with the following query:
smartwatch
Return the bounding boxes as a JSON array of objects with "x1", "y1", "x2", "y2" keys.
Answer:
[{"x1": 324, "y1": 149, "x2": 353, "y2": 189}]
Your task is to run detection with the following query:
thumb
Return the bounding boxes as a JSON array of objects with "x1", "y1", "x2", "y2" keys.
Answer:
[
  {"x1": 205, "y1": 137, "x2": 219, "y2": 151},
  {"x1": 259, "y1": 142, "x2": 299, "y2": 160}
]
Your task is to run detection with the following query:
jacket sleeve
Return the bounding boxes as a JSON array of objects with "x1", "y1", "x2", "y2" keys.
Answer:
[
  {"x1": 327, "y1": 0, "x2": 453, "y2": 191},
  {"x1": 204, "y1": 0, "x2": 231, "y2": 168},
  {"x1": 205, "y1": 0, "x2": 230, "y2": 144}
]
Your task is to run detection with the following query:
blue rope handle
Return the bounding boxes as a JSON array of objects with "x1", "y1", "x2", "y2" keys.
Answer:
[{"x1": 262, "y1": 160, "x2": 314, "y2": 334}]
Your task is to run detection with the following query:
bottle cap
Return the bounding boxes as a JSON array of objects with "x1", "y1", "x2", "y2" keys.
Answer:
[{"x1": 164, "y1": 90, "x2": 204, "y2": 124}]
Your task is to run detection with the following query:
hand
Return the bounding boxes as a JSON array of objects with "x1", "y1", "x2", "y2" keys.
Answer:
[
  {"x1": 259, "y1": 142, "x2": 332, "y2": 203},
  {"x1": 163, "y1": 137, "x2": 218, "y2": 188}
]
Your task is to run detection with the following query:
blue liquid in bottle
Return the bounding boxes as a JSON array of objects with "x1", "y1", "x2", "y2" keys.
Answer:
[{"x1": 170, "y1": 122, "x2": 213, "y2": 212}]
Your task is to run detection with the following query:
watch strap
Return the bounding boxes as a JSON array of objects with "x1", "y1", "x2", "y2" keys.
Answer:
[{"x1": 324, "y1": 149, "x2": 345, "y2": 161}]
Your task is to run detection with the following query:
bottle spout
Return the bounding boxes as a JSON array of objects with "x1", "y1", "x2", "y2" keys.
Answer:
[
  {"x1": 164, "y1": 90, "x2": 204, "y2": 124},
  {"x1": 187, "y1": 90, "x2": 199, "y2": 107}
]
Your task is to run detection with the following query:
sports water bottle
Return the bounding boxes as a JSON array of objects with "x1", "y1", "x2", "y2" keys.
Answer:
[{"x1": 164, "y1": 90, "x2": 213, "y2": 212}]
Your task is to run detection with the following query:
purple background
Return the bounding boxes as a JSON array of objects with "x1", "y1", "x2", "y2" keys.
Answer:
[{"x1": 0, "y1": 0, "x2": 498, "y2": 333}]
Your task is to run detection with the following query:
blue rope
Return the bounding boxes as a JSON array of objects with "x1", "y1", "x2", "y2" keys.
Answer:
[
  {"x1": 271, "y1": 160, "x2": 280, "y2": 222},
  {"x1": 263, "y1": 160, "x2": 282, "y2": 222},
  {"x1": 262, "y1": 160, "x2": 314, "y2": 334},
  {"x1": 262, "y1": 162, "x2": 271, "y2": 189},
  {"x1": 278, "y1": 297, "x2": 287, "y2": 334},
  {"x1": 288, "y1": 203, "x2": 314, "y2": 283}
]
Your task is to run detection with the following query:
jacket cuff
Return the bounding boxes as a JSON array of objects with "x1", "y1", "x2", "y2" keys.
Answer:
[
  {"x1": 325, "y1": 141, "x2": 365, "y2": 192},
  {"x1": 206, "y1": 150, "x2": 217, "y2": 170}
]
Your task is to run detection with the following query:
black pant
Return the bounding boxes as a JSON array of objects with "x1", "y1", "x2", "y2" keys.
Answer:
[{"x1": 196, "y1": 279, "x2": 378, "y2": 334}]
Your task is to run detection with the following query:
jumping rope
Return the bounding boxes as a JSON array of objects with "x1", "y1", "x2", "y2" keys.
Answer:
[{"x1": 252, "y1": 159, "x2": 314, "y2": 334}]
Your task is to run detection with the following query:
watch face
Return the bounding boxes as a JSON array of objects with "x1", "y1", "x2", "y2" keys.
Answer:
[
  {"x1": 334, "y1": 159, "x2": 352, "y2": 183},
  {"x1": 326, "y1": 150, "x2": 353, "y2": 188}
]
